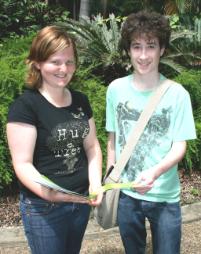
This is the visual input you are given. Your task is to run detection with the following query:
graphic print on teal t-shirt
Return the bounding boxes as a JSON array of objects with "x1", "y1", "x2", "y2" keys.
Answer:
[{"x1": 117, "y1": 101, "x2": 171, "y2": 181}]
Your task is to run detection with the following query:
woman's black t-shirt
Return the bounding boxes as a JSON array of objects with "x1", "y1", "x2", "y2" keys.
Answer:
[{"x1": 7, "y1": 88, "x2": 93, "y2": 197}]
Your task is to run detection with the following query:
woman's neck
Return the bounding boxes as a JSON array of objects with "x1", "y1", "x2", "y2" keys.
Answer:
[{"x1": 39, "y1": 87, "x2": 72, "y2": 107}]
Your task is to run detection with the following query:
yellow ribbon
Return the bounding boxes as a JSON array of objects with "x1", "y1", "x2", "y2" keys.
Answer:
[{"x1": 88, "y1": 182, "x2": 139, "y2": 200}]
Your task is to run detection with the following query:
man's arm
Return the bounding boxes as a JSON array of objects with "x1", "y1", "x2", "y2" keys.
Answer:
[
  {"x1": 135, "y1": 140, "x2": 187, "y2": 194},
  {"x1": 106, "y1": 132, "x2": 116, "y2": 171}
]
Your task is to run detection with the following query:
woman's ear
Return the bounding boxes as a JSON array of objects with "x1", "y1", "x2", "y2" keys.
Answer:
[{"x1": 34, "y1": 62, "x2": 40, "y2": 70}]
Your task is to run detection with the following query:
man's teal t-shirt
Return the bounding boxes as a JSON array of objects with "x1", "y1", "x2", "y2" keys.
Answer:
[{"x1": 106, "y1": 74, "x2": 196, "y2": 202}]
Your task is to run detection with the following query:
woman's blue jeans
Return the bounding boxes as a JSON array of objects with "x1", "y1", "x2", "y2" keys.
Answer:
[
  {"x1": 20, "y1": 193, "x2": 91, "y2": 254},
  {"x1": 118, "y1": 192, "x2": 181, "y2": 254}
]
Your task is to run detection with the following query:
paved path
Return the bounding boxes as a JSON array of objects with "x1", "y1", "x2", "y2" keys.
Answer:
[{"x1": 0, "y1": 202, "x2": 201, "y2": 253}]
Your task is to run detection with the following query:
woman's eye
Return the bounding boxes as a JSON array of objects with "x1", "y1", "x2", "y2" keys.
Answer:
[
  {"x1": 51, "y1": 61, "x2": 60, "y2": 65},
  {"x1": 66, "y1": 60, "x2": 76, "y2": 66}
]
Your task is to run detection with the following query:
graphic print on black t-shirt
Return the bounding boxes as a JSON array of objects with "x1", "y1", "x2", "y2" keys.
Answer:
[
  {"x1": 46, "y1": 107, "x2": 89, "y2": 175},
  {"x1": 117, "y1": 101, "x2": 171, "y2": 181}
]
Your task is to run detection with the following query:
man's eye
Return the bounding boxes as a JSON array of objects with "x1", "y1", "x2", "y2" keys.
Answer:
[
  {"x1": 131, "y1": 45, "x2": 140, "y2": 49},
  {"x1": 148, "y1": 44, "x2": 156, "y2": 49}
]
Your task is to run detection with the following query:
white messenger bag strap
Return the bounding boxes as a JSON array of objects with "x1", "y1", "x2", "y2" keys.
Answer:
[{"x1": 108, "y1": 79, "x2": 173, "y2": 183}]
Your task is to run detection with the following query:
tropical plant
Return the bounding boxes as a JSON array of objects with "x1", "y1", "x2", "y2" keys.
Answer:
[
  {"x1": 59, "y1": 14, "x2": 128, "y2": 84},
  {"x1": 164, "y1": 0, "x2": 201, "y2": 15},
  {"x1": 165, "y1": 14, "x2": 201, "y2": 72},
  {"x1": 160, "y1": 29, "x2": 196, "y2": 76}
]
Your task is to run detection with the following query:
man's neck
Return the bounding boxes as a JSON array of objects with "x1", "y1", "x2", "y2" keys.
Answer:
[{"x1": 132, "y1": 73, "x2": 161, "y2": 92}]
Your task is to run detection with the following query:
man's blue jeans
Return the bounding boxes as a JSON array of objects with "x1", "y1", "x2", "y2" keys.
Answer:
[
  {"x1": 20, "y1": 193, "x2": 90, "y2": 254},
  {"x1": 118, "y1": 192, "x2": 181, "y2": 254}
]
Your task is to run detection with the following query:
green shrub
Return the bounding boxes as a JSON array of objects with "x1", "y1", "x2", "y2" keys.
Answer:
[
  {"x1": 72, "y1": 67, "x2": 107, "y2": 173},
  {"x1": 175, "y1": 70, "x2": 201, "y2": 120},
  {"x1": 0, "y1": 34, "x2": 34, "y2": 57},
  {"x1": 175, "y1": 71, "x2": 201, "y2": 173},
  {"x1": 0, "y1": 35, "x2": 29, "y2": 189}
]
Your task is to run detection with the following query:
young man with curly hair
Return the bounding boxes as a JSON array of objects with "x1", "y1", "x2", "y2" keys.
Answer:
[{"x1": 106, "y1": 10, "x2": 196, "y2": 254}]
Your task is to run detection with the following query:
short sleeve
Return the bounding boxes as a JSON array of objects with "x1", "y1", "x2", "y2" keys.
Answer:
[
  {"x1": 172, "y1": 89, "x2": 196, "y2": 141},
  {"x1": 7, "y1": 92, "x2": 37, "y2": 125},
  {"x1": 71, "y1": 90, "x2": 93, "y2": 119},
  {"x1": 82, "y1": 93, "x2": 93, "y2": 119}
]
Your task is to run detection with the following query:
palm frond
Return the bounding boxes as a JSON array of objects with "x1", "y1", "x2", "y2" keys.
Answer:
[
  {"x1": 59, "y1": 14, "x2": 123, "y2": 68},
  {"x1": 160, "y1": 58, "x2": 186, "y2": 73},
  {"x1": 170, "y1": 30, "x2": 195, "y2": 42}
]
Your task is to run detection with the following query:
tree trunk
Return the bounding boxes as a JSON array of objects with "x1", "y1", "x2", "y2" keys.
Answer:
[
  {"x1": 101, "y1": 0, "x2": 107, "y2": 18},
  {"x1": 45, "y1": 0, "x2": 59, "y2": 4},
  {"x1": 79, "y1": 0, "x2": 90, "y2": 20},
  {"x1": 58, "y1": 0, "x2": 80, "y2": 20}
]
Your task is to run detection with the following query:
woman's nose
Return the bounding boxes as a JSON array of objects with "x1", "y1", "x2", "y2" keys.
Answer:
[{"x1": 59, "y1": 63, "x2": 68, "y2": 71}]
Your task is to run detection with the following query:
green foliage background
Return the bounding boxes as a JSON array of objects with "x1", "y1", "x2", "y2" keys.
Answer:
[
  {"x1": 1, "y1": 34, "x2": 201, "y2": 189},
  {"x1": 0, "y1": 0, "x2": 69, "y2": 38},
  {"x1": 0, "y1": 7, "x2": 201, "y2": 188},
  {"x1": 73, "y1": 68, "x2": 107, "y2": 168},
  {"x1": 0, "y1": 36, "x2": 29, "y2": 188},
  {"x1": 175, "y1": 71, "x2": 201, "y2": 173}
]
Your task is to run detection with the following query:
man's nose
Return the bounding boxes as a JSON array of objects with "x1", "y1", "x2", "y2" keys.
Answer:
[{"x1": 139, "y1": 47, "x2": 148, "y2": 59}]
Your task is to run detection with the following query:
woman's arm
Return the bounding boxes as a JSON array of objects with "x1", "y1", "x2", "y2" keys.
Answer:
[
  {"x1": 6, "y1": 122, "x2": 89, "y2": 203},
  {"x1": 83, "y1": 118, "x2": 102, "y2": 205}
]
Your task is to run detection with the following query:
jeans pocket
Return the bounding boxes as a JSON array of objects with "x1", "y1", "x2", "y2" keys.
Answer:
[
  {"x1": 166, "y1": 201, "x2": 181, "y2": 219},
  {"x1": 20, "y1": 196, "x2": 56, "y2": 216}
]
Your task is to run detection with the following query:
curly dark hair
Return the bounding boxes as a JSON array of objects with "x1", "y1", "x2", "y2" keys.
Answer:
[{"x1": 120, "y1": 10, "x2": 171, "y2": 54}]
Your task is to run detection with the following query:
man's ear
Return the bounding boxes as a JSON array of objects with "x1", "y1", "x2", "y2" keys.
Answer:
[{"x1": 160, "y1": 47, "x2": 165, "y2": 56}]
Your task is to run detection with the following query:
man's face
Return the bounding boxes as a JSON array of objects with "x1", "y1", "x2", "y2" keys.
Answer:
[{"x1": 128, "y1": 36, "x2": 165, "y2": 76}]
